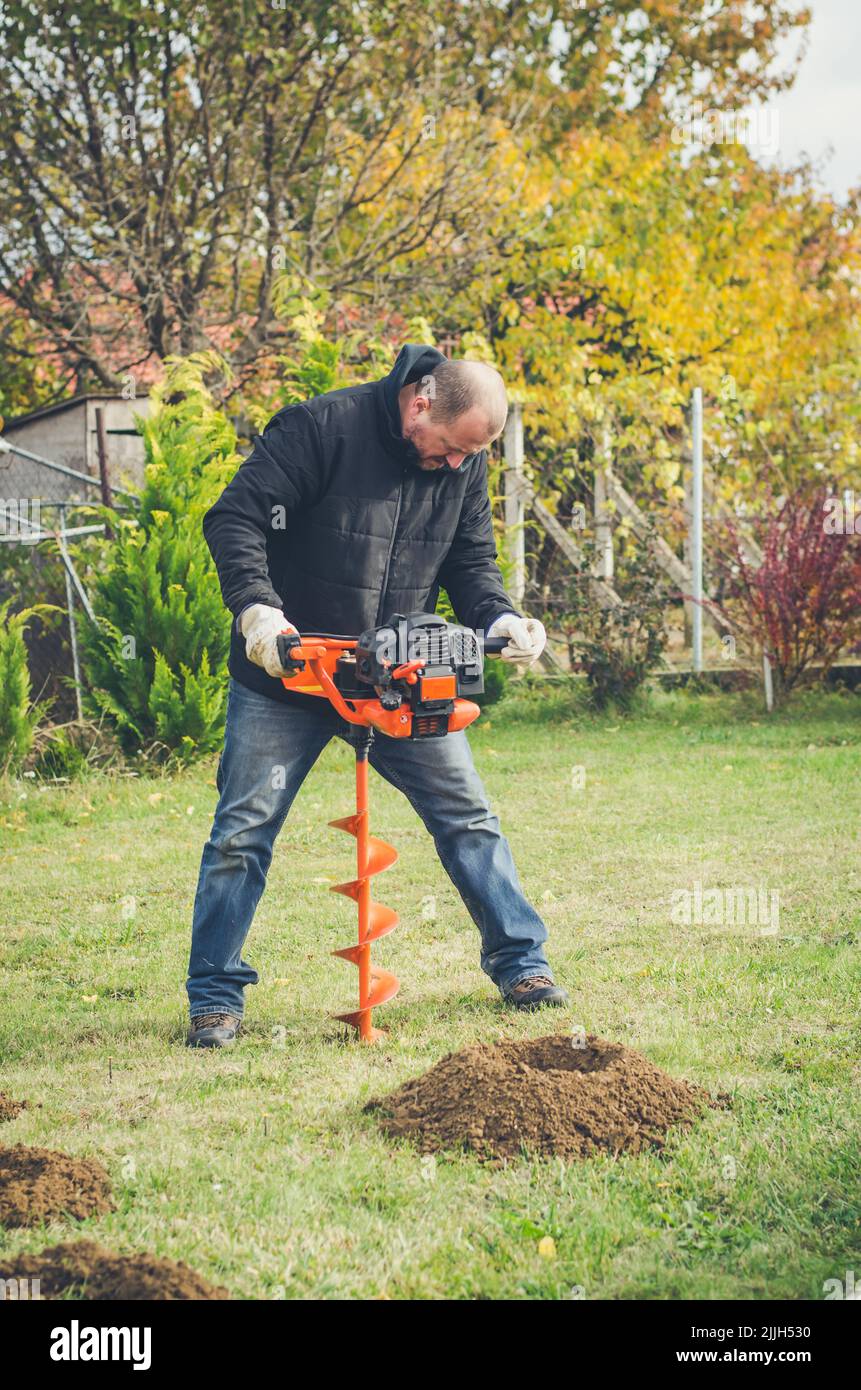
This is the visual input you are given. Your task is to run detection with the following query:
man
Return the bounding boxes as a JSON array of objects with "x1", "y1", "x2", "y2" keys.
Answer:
[{"x1": 187, "y1": 343, "x2": 568, "y2": 1047}]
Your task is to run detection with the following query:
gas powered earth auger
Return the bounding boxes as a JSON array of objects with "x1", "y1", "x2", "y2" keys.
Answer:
[{"x1": 276, "y1": 612, "x2": 507, "y2": 1043}]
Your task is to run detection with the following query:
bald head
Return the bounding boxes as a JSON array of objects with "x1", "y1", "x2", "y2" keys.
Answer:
[
  {"x1": 423, "y1": 358, "x2": 508, "y2": 440},
  {"x1": 399, "y1": 356, "x2": 508, "y2": 471}
]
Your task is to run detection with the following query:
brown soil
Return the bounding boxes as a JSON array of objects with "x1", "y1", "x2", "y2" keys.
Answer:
[
  {"x1": 0, "y1": 1146, "x2": 114, "y2": 1227},
  {"x1": 367, "y1": 1033, "x2": 722, "y2": 1161},
  {"x1": 0, "y1": 1094, "x2": 29, "y2": 1124},
  {"x1": 0, "y1": 1239, "x2": 229, "y2": 1300}
]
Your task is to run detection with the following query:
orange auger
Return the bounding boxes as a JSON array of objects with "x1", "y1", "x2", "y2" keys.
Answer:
[
  {"x1": 276, "y1": 613, "x2": 505, "y2": 1042},
  {"x1": 329, "y1": 739, "x2": 400, "y2": 1042}
]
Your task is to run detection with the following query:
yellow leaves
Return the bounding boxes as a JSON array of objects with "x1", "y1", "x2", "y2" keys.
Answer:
[
  {"x1": 537, "y1": 1235, "x2": 557, "y2": 1260},
  {"x1": 654, "y1": 459, "x2": 681, "y2": 492},
  {"x1": 292, "y1": 303, "x2": 326, "y2": 343},
  {"x1": 405, "y1": 315, "x2": 436, "y2": 347},
  {"x1": 458, "y1": 331, "x2": 496, "y2": 365},
  {"x1": 156, "y1": 350, "x2": 234, "y2": 403}
]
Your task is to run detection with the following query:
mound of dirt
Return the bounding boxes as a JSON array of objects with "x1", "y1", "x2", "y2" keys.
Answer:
[
  {"x1": 0, "y1": 1095, "x2": 29, "y2": 1124},
  {"x1": 367, "y1": 1033, "x2": 719, "y2": 1161},
  {"x1": 0, "y1": 1146, "x2": 114, "y2": 1227},
  {"x1": 1, "y1": 1239, "x2": 229, "y2": 1300}
]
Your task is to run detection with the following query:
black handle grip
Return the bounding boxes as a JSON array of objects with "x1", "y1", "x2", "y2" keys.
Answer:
[
  {"x1": 482, "y1": 637, "x2": 509, "y2": 656},
  {"x1": 276, "y1": 632, "x2": 305, "y2": 673}
]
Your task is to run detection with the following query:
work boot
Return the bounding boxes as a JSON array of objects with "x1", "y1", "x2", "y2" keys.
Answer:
[
  {"x1": 506, "y1": 976, "x2": 569, "y2": 1011},
  {"x1": 187, "y1": 1012, "x2": 242, "y2": 1048}
]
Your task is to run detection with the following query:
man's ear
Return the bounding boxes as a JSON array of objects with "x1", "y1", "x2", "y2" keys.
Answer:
[{"x1": 412, "y1": 391, "x2": 433, "y2": 416}]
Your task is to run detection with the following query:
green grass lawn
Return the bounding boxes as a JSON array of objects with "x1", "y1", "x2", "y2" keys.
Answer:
[{"x1": 1, "y1": 684, "x2": 859, "y2": 1300}]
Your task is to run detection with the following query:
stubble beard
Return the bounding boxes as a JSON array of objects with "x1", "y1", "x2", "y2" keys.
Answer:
[{"x1": 402, "y1": 425, "x2": 442, "y2": 471}]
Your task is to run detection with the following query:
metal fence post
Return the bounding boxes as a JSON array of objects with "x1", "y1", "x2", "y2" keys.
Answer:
[
  {"x1": 691, "y1": 388, "x2": 704, "y2": 673},
  {"x1": 762, "y1": 651, "x2": 774, "y2": 713},
  {"x1": 503, "y1": 402, "x2": 526, "y2": 611},
  {"x1": 58, "y1": 503, "x2": 84, "y2": 722},
  {"x1": 593, "y1": 425, "x2": 614, "y2": 581}
]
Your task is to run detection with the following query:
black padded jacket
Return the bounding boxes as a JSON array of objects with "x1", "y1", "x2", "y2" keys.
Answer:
[{"x1": 203, "y1": 343, "x2": 522, "y2": 705}]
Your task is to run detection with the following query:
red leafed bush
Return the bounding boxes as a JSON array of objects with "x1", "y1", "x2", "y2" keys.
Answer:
[{"x1": 710, "y1": 486, "x2": 861, "y2": 702}]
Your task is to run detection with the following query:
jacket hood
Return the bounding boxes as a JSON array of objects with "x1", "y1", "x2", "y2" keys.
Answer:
[
  {"x1": 382, "y1": 343, "x2": 446, "y2": 421},
  {"x1": 378, "y1": 343, "x2": 479, "y2": 471}
]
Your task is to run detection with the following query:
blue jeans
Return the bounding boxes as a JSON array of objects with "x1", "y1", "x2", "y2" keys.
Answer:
[{"x1": 186, "y1": 679, "x2": 553, "y2": 1017}]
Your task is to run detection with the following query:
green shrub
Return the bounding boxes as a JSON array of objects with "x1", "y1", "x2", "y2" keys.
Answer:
[
  {"x1": 565, "y1": 537, "x2": 669, "y2": 712},
  {"x1": 476, "y1": 652, "x2": 514, "y2": 707},
  {"x1": 0, "y1": 601, "x2": 52, "y2": 773},
  {"x1": 31, "y1": 725, "x2": 88, "y2": 780},
  {"x1": 80, "y1": 353, "x2": 238, "y2": 761},
  {"x1": 29, "y1": 719, "x2": 121, "y2": 780}
]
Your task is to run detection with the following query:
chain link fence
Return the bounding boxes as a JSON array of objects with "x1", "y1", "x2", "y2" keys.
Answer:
[{"x1": 0, "y1": 436, "x2": 131, "y2": 721}]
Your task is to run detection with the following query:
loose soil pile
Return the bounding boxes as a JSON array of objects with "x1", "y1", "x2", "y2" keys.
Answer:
[
  {"x1": 1, "y1": 1239, "x2": 229, "y2": 1300},
  {"x1": 0, "y1": 1094, "x2": 29, "y2": 1124},
  {"x1": 368, "y1": 1033, "x2": 719, "y2": 1161},
  {"x1": 0, "y1": 1146, "x2": 114, "y2": 1227}
]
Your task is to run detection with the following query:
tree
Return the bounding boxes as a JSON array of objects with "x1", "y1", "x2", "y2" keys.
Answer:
[
  {"x1": 0, "y1": 300, "x2": 64, "y2": 420},
  {"x1": 0, "y1": 601, "x2": 53, "y2": 772},
  {"x1": 441, "y1": 127, "x2": 861, "y2": 551},
  {"x1": 80, "y1": 353, "x2": 238, "y2": 759},
  {"x1": 0, "y1": 0, "x2": 808, "y2": 391}
]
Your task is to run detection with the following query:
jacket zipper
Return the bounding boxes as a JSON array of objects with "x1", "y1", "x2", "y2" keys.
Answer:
[{"x1": 375, "y1": 465, "x2": 406, "y2": 626}]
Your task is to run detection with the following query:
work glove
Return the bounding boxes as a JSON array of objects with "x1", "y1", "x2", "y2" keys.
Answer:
[
  {"x1": 239, "y1": 603, "x2": 298, "y2": 679},
  {"x1": 486, "y1": 613, "x2": 547, "y2": 668}
]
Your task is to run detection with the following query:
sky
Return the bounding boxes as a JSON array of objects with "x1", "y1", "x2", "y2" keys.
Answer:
[{"x1": 754, "y1": 0, "x2": 861, "y2": 199}]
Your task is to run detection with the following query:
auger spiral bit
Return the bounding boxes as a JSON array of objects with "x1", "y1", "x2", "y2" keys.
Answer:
[
  {"x1": 276, "y1": 615, "x2": 498, "y2": 1041},
  {"x1": 328, "y1": 734, "x2": 399, "y2": 1042}
]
